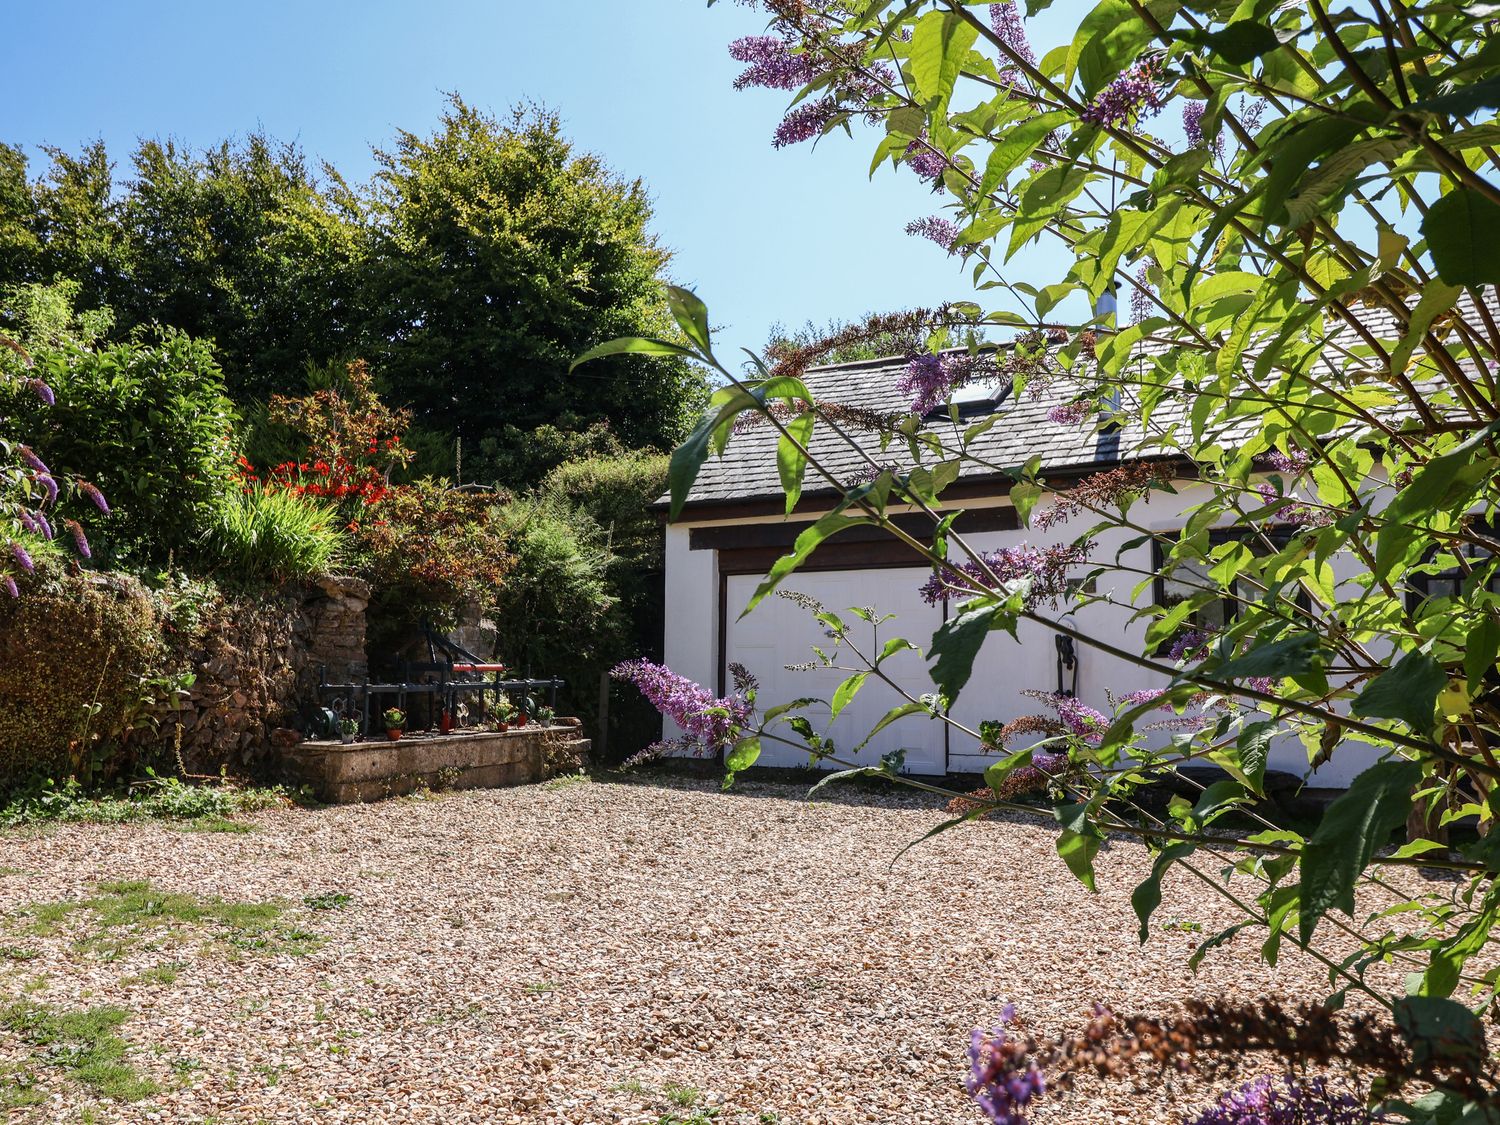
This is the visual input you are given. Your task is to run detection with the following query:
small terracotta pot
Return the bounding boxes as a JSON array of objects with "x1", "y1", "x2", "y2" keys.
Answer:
[{"x1": 386, "y1": 729, "x2": 403, "y2": 741}]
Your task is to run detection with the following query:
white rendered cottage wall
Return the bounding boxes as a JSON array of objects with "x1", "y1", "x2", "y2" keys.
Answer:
[{"x1": 661, "y1": 481, "x2": 1382, "y2": 788}]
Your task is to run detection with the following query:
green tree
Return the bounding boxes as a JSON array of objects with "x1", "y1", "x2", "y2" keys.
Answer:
[
  {"x1": 364, "y1": 98, "x2": 709, "y2": 486},
  {"x1": 118, "y1": 134, "x2": 365, "y2": 401}
]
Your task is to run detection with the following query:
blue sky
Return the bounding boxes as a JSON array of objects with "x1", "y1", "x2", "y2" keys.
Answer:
[{"x1": 3, "y1": 1, "x2": 1083, "y2": 358}]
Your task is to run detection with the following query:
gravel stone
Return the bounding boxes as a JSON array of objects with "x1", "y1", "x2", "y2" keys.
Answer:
[{"x1": 0, "y1": 777, "x2": 1395, "y2": 1123}]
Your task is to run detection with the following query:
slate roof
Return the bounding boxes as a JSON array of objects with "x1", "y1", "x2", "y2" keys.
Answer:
[{"x1": 665, "y1": 297, "x2": 1481, "y2": 514}]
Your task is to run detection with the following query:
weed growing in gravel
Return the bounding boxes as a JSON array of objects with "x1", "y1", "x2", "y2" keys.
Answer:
[
  {"x1": 120, "y1": 963, "x2": 182, "y2": 987},
  {"x1": 0, "y1": 1001, "x2": 158, "y2": 1101},
  {"x1": 303, "y1": 891, "x2": 352, "y2": 911},
  {"x1": 542, "y1": 772, "x2": 591, "y2": 791},
  {"x1": 523, "y1": 980, "x2": 561, "y2": 994},
  {"x1": 664, "y1": 1083, "x2": 702, "y2": 1107},
  {"x1": 655, "y1": 1111, "x2": 718, "y2": 1125},
  {"x1": 614, "y1": 1079, "x2": 651, "y2": 1095},
  {"x1": 0, "y1": 944, "x2": 38, "y2": 961},
  {"x1": 0, "y1": 776, "x2": 288, "y2": 829},
  {"x1": 10, "y1": 880, "x2": 323, "y2": 959},
  {"x1": 174, "y1": 817, "x2": 256, "y2": 834}
]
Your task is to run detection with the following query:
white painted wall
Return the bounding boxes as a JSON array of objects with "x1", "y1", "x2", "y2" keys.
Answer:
[{"x1": 661, "y1": 483, "x2": 1382, "y2": 788}]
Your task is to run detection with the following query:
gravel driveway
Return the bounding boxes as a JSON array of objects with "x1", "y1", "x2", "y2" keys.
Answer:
[{"x1": 0, "y1": 775, "x2": 1383, "y2": 1124}]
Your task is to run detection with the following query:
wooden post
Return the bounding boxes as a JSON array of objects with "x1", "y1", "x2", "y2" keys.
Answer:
[{"x1": 596, "y1": 671, "x2": 610, "y2": 763}]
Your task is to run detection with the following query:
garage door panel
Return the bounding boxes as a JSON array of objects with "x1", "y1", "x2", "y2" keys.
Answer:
[{"x1": 725, "y1": 569, "x2": 945, "y2": 774}]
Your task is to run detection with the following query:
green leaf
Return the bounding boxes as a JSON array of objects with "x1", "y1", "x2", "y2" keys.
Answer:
[
  {"x1": 777, "y1": 411, "x2": 814, "y2": 515},
  {"x1": 1394, "y1": 995, "x2": 1489, "y2": 1069},
  {"x1": 667, "y1": 411, "x2": 718, "y2": 521},
  {"x1": 979, "y1": 111, "x2": 1071, "y2": 194},
  {"x1": 1188, "y1": 921, "x2": 1253, "y2": 972},
  {"x1": 571, "y1": 335, "x2": 694, "y2": 371},
  {"x1": 1299, "y1": 760, "x2": 1422, "y2": 942},
  {"x1": 1131, "y1": 843, "x2": 1194, "y2": 943},
  {"x1": 1377, "y1": 226, "x2": 1409, "y2": 274},
  {"x1": 1464, "y1": 617, "x2": 1500, "y2": 689},
  {"x1": 723, "y1": 736, "x2": 761, "y2": 786},
  {"x1": 1071, "y1": 0, "x2": 1154, "y2": 96},
  {"x1": 829, "y1": 672, "x2": 868, "y2": 722},
  {"x1": 1232, "y1": 720, "x2": 1273, "y2": 797},
  {"x1": 1423, "y1": 187, "x2": 1500, "y2": 287},
  {"x1": 664, "y1": 286, "x2": 712, "y2": 352},
  {"x1": 1180, "y1": 20, "x2": 1282, "y2": 65},
  {"x1": 1351, "y1": 650, "x2": 1447, "y2": 736},
  {"x1": 852, "y1": 701, "x2": 929, "y2": 753},
  {"x1": 928, "y1": 592, "x2": 1022, "y2": 702},
  {"x1": 1406, "y1": 75, "x2": 1500, "y2": 118},
  {"x1": 1391, "y1": 282, "x2": 1463, "y2": 375},
  {"x1": 1054, "y1": 802, "x2": 1104, "y2": 892},
  {"x1": 740, "y1": 508, "x2": 871, "y2": 618},
  {"x1": 1208, "y1": 632, "x2": 1321, "y2": 681},
  {"x1": 909, "y1": 10, "x2": 978, "y2": 108},
  {"x1": 1375, "y1": 421, "x2": 1500, "y2": 580},
  {"x1": 1009, "y1": 480, "x2": 1043, "y2": 526}
]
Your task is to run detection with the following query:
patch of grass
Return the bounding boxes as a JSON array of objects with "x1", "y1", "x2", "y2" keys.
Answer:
[
  {"x1": 522, "y1": 980, "x2": 562, "y2": 995},
  {"x1": 302, "y1": 892, "x2": 351, "y2": 911},
  {"x1": 0, "y1": 944, "x2": 38, "y2": 961},
  {"x1": 0, "y1": 776, "x2": 287, "y2": 829},
  {"x1": 664, "y1": 1083, "x2": 702, "y2": 1108},
  {"x1": 120, "y1": 963, "x2": 182, "y2": 987},
  {"x1": 0, "y1": 866, "x2": 29, "y2": 876},
  {"x1": 542, "y1": 771, "x2": 591, "y2": 791},
  {"x1": 656, "y1": 1111, "x2": 718, "y2": 1125},
  {"x1": 0, "y1": 1001, "x2": 158, "y2": 1101},
  {"x1": 0, "y1": 1069, "x2": 44, "y2": 1109},
  {"x1": 614, "y1": 1078, "x2": 651, "y2": 1095},
  {"x1": 13, "y1": 880, "x2": 320, "y2": 959},
  {"x1": 175, "y1": 818, "x2": 256, "y2": 835}
]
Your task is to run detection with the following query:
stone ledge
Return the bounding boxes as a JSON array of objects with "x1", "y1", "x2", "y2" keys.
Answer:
[{"x1": 281, "y1": 725, "x2": 585, "y2": 804}]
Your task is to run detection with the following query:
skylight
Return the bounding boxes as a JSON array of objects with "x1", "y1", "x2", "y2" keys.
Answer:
[{"x1": 927, "y1": 377, "x2": 1007, "y2": 421}]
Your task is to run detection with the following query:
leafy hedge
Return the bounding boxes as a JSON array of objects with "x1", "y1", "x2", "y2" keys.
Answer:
[{"x1": 0, "y1": 568, "x2": 166, "y2": 786}]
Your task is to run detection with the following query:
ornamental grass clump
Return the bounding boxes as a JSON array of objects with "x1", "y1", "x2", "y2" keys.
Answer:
[{"x1": 199, "y1": 488, "x2": 340, "y2": 584}]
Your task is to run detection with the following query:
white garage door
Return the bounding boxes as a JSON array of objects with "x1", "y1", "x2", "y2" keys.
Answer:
[{"x1": 724, "y1": 568, "x2": 947, "y2": 774}]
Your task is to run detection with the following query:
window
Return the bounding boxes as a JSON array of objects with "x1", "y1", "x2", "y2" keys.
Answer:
[
  {"x1": 1152, "y1": 527, "x2": 1302, "y2": 647},
  {"x1": 1406, "y1": 521, "x2": 1500, "y2": 611}
]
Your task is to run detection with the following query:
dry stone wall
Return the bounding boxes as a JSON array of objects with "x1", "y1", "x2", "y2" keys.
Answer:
[{"x1": 159, "y1": 576, "x2": 369, "y2": 776}]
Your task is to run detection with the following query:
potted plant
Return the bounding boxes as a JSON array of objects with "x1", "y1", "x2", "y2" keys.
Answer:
[
  {"x1": 339, "y1": 717, "x2": 359, "y2": 745},
  {"x1": 494, "y1": 696, "x2": 516, "y2": 731},
  {"x1": 536, "y1": 704, "x2": 555, "y2": 726},
  {"x1": 383, "y1": 707, "x2": 406, "y2": 741}
]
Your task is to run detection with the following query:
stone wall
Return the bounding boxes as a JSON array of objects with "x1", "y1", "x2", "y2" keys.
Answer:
[{"x1": 159, "y1": 576, "x2": 369, "y2": 776}]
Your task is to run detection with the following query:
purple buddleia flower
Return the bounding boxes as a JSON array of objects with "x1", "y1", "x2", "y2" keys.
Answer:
[
  {"x1": 1046, "y1": 400, "x2": 1094, "y2": 426},
  {"x1": 78, "y1": 481, "x2": 110, "y2": 515},
  {"x1": 1167, "y1": 628, "x2": 1217, "y2": 663},
  {"x1": 17, "y1": 445, "x2": 48, "y2": 476},
  {"x1": 1186, "y1": 1073, "x2": 1373, "y2": 1125},
  {"x1": 920, "y1": 543, "x2": 1090, "y2": 610},
  {"x1": 898, "y1": 352, "x2": 953, "y2": 414},
  {"x1": 9, "y1": 542, "x2": 33, "y2": 574},
  {"x1": 989, "y1": 3, "x2": 1035, "y2": 67},
  {"x1": 64, "y1": 518, "x2": 90, "y2": 559},
  {"x1": 36, "y1": 473, "x2": 58, "y2": 506},
  {"x1": 966, "y1": 1008, "x2": 1047, "y2": 1125},
  {"x1": 27, "y1": 378, "x2": 55, "y2": 406},
  {"x1": 905, "y1": 215, "x2": 960, "y2": 253},
  {"x1": 1240, "y1": 97, "x2": 1267, "y2": 133},
  {"x1": 1116, "y1": 687, "x2": 1171, "y2": 710},
  {"x1": 1130, "y1": 261, "x2": 1153, "y2": 323},
  {"x1": 612, "y1": 659, "x2": 752, "y2": 754},
  {"x1": 773, "y1": 97, "x2": 838, "y2": 147},
  {"x1": 988, "y1": 2, "x2": 1036, "y2": 86},
  {"x1": 729, "y1": 34, "x2": 818, "y2": 91},
  {"x1": 1265, "y1": 448, "x2": 1311, "y2": 475},
  {"x1": 904, "y1": 137, "x2": 949, "y2": 184},
  {"x1": 34, "y1": 511, "x2": 53, "y2": 540},
  {"x1": 2, "y1": 576, "x2": 16, "y2": 598},
  {"x1": 1080, "y1": 60, "x2": 1164, "y2": 128},
  {"x1": 1182, "y1": 100, "x2": 1224, "y2": 159}
]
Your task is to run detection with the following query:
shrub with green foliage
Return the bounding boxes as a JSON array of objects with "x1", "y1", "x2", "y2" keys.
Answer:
[
  {"x1": 198, "y1": 488, "x2": 340, "y2": 584},
  {"x1": 0, "y1": 287, "x2": 238, "y2": 566},
  {"x1": 0, "y1": 566, "x2": 165, "y2": 786}
]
